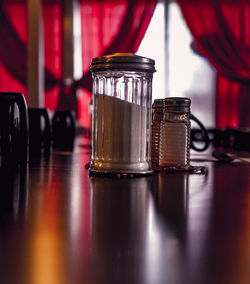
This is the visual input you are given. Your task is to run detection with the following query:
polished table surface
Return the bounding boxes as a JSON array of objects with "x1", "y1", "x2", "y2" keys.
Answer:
[{"x1": 1, "y1": 136, "x2": 250, "y2": 284}]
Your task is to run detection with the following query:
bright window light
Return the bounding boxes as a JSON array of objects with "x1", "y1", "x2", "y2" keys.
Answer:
[
  {"x1": 168, "y1": 3, "x2": 216, "y2": 127},
  {"x1": 137, "y1": 2, "x2": 165, "y2": 103},
  {"x1": 138, "y1": 2, "x2": 216, "y2": 127}
]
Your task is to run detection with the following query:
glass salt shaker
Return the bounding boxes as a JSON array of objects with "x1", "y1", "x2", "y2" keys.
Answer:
[
  {"x1": 159, "y1": 97, "x2": 191, "y2": 168},
  {"x1": 89, "y1": 53, "x2": 156, "y2": 176},
  {"x1": 151, "y1": 99, "x2": 164, "y2": 168}
]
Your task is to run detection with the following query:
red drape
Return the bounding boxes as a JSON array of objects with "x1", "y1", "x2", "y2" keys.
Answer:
[
  {"x1": 74, "y1": 0, "x2": 157, "y2": 127},
  {"x1": 43, "y1": 2, "x2": 63, "y2": 111},
  {"x1": 0, "y1": 0, "x2": 157, "y2": 129},
  {"x1": 0, "y1": 2, "x2": 28, "y2": 100},
  {"x1": 178, "y1": 0, "x2": 250, "y2": 128},
  {"x1": 0, "y1": 1, "x2": 61, "y2": 103}
]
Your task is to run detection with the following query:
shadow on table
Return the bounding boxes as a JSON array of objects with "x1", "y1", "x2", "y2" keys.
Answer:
[{"x1": 151, "y1": 172, "x2": 189, "y2": 243}]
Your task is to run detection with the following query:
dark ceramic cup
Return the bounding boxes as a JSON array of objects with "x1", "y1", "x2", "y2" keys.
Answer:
[
  {"x1": 28, "y1": 107, "x2": 51, "y2": 156},
  {"x1": 52, "y1": 110, "x2": 76, "y2": 150},
  {"x1": 0, "y1": 92, "x2": 29, "y2": 167}
]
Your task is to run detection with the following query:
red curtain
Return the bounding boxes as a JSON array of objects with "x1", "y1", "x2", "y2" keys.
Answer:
[
  {"x1": 43, "y1": 2, "x2": 63, "y2": 111},
  {"x1": 75, "y1": 0, "x2": 157, "y2": 127},
  {"x1": 178, "y1": 0, "x2": 250, "y2": 128},
  {"x1": 0, "y1": 0, "x2": 157, "y2": 129},
  {"x1": 0, "y1": 1, "x2": 61, "y2": 104},
  {"x1": 80, "y1": 0, "x2": 157, "y2": 76},
  {"x1": 0, "y1": 1, "x2": 28, "y2": 100}
]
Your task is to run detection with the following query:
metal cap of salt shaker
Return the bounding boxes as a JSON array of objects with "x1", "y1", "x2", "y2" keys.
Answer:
[
  {"x1": 90, "y1": 53, "x2": 156, "y2": 73},
  {"x1": 164, "y1": 97, "x2": 191, "y2": 112}
]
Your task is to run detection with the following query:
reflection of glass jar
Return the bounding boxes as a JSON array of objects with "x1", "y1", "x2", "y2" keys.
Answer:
[
  {"x1": 159, "y1": 97, "x2": 191, "y2": 168},
  {"x1": 89, "y1": 176, "x2": 152, "y2": 283},
  {"x1": 151, "y1": 99, "x2": 164, "y2": 168},
  {"x1": 89, "y1": 53, "x2": 156, "y2": 176}
]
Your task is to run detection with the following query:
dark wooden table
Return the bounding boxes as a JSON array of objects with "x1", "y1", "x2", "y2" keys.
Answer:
[{"x1": 0, "y1": 136, "x2": 250, "y2": 284}]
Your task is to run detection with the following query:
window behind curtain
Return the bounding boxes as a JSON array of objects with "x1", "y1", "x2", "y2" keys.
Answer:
[
  {"x1": 168, "y1": 3, "x2": 216, "y2": 128},
  {"x1": 138, "y1": 2, "x2": 216, "y2": 128},
  {"x1": 137, "y1": 2, "x2": 165, "y2": 102}
]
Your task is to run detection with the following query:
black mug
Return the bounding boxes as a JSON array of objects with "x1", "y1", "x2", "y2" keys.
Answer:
[
  {"x1": 28, "y1": 108, "x2": 51, "y2": 155},
  {"x1": 52, "y1": 110, "x2": 76, "y2": 150},
  {"x1": 0, "y1": 92, "x2": 29, "y2": 166}
]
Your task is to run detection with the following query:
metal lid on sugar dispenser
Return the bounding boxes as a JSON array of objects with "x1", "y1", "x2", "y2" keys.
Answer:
[
  {"x1": 90, "y1": 53, "x2": 156, "y2": 73},
  {"x1": 164, "y1": 97, "x2": 191, "y2": 112}
]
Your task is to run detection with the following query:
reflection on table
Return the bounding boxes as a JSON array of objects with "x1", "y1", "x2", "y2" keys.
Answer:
[{"x1": 0, "y1": 137, "x2": 250, "y2": 284}]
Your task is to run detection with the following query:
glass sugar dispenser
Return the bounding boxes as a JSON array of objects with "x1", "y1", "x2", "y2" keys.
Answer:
[{"x1": 89, "y1": 53, "x2": 156, "y2": 177}]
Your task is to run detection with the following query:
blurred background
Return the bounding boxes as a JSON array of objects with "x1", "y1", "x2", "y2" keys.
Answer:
[{"x1": 1, "y1": 0, "x2": 249, "y2": 132}]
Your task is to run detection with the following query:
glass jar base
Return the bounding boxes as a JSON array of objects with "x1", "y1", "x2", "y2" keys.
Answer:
[
  {"x1": 153, "y1": 165, "x2": 207, "y2": 174},
  {"x1": 88, "y1": 168, "x2": 153, "y2": 178}
]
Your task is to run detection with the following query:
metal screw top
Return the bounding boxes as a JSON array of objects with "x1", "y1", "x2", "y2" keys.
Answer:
[
  {"x1": 90, "y1": 53, "x2": 156, "y2": 73},
  {"x1": 164, "y1": 97, "x2": 191, "y2": 106},
  {"x1": 164, "y1": 97, "x2": 191, "y2": 112}
]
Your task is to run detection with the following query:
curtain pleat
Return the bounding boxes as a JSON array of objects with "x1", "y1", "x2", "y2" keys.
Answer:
[
  {"x1": 178, "y1": 0, "x2": 250, "y2": 128},
  {"x1": 0, "y1": 0, "x2": 157, "y2": 128}
]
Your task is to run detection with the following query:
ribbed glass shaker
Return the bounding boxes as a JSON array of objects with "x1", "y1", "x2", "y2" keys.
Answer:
[
  {"x1": 159, "y1": 97, "x2": 191, "y2": 168},
  {"x1": 89, "y1": 53, "x2": 156, "y2": 176},
  {"x1": 151, "y1": 99, "x2": 164, "y2": 168}
]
